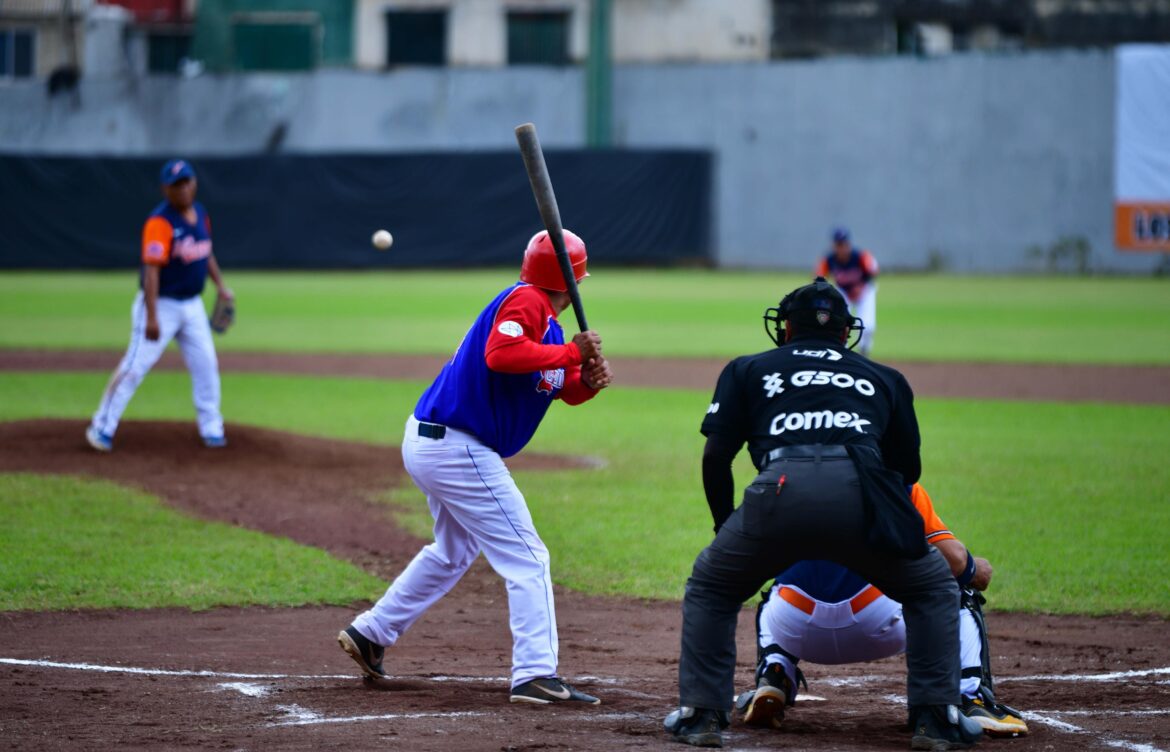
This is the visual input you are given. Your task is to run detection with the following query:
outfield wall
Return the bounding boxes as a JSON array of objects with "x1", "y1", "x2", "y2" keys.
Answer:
[{"x1": 0, "y1": 51, "x2": 1155, "y2": 273}]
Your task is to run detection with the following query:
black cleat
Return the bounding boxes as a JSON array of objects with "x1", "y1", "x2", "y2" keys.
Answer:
[
  {"x1": 509, "y1": 677, "x2": 601, "y2": 705},
  {"x1": 909, "y1": 704, "x2": 983, "y2": 750},
  {"x1": 664, "y1": 706, "x2": 729, "y2": 748},
  {"x1": 337, "y1": 625, "x2": 386, "y2": 680}
]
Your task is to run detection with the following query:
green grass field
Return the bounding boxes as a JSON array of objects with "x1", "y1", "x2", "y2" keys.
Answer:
[
  {"x1": 2, "y1": 270, "x2": 1169, "y2": 363},
  {"x1": 2, "y1": 270, "x2": 1168, "y2": 615}
]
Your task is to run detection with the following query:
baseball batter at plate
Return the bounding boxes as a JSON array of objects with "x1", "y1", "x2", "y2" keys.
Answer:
[
  {"x1": 736, "y1": 482, "x2": 1029, "y2": 739},
  {"x1": 338, "y1": 229, "x2": 613, "y2": 705},
  {"x1": 86, "y1": 159, "x2": 231, "y2": 452},
  {"x1": 816, "y1": 226, "x2": 878, "y2": 357}
]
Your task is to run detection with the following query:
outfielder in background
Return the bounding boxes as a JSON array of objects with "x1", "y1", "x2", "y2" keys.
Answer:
[
  {"x1": 338, "y1": 230, "x2": 613, "y2": 705},
  {"x1": 736, "y1": 482, "x2": 1029, "y2": 739},
  {"x1": 816, "y1": 226, "x2": 878, "y2": 357},
  {"x1": 86, "y1": 159, "x2": 232, "y2": 452}
]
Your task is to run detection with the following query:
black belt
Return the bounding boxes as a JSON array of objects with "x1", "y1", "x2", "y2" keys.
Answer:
[
  {"x1": 418, "y1": 421, "x2": 447, "y2": 439},
  {"x1": 766, "y1": 444, "x2": 850, "y2": 462}
]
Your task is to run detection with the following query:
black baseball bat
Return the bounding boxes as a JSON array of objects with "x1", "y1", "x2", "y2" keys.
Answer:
[{"x1": 514, "y1": 122, "x2": 589, "y2": 332}]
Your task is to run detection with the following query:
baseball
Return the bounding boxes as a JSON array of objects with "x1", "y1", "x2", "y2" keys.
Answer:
[{"x1": 372, "y1": 229, "x2": 394, "y2": 251}]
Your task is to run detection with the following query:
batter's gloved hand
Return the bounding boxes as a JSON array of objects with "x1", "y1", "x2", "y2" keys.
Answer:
[{"x1": 210, "y1": 290, "x2": 235, "y2": 334}]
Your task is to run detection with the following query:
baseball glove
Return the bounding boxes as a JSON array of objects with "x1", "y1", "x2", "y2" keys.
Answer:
[{"x1": 210, "y1": 293, "x2": 235, "y2": 334}]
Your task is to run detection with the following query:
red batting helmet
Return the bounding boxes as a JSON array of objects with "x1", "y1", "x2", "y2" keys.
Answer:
[{"x1": 520, "y1": 229, "x2": 589, "y2": 292}]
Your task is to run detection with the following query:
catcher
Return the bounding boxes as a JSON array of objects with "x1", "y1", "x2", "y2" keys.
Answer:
[
  {"x1": 86, "y1": 159, "x2": 233, "y2": 452},
  {"x1": 736, "y1": 482, "x2": 1028, "y2": 740}
]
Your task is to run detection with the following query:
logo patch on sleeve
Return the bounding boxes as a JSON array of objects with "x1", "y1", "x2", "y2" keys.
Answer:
[
  {"x1": 144, "y1": 241, "x2": 166, "y2": 261},
  {"x1": 497, "y1": 320, "x2": 524, "y2": 337}
]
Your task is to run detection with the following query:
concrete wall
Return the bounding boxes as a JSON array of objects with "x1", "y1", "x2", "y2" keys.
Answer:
[{"x1": 0, "y1": 50, "x2": 1157, "y2": 272}]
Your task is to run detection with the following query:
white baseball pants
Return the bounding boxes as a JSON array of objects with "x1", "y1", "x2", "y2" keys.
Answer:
[
  {"x1": 352, "y1": 415, "x2": 559, "y2": 687},
  {"x1": 841, "y1": 283, "x2": 877, "y2": 356},
  {"x1": 91, "y1": 291, "x2": 223, "y2": 439},
  {"x1": 759, "y1": 584, "x2": 982, "y2": 696}
]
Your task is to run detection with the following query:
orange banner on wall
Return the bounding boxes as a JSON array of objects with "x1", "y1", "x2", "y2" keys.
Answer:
[{"x1": 1114, "y1": 202, "x2": 1170, "y2": 251}]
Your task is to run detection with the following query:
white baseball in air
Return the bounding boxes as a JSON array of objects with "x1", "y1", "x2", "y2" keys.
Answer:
[{"x1": 372, "y1": 229, "x2": 394, "y2": 251}]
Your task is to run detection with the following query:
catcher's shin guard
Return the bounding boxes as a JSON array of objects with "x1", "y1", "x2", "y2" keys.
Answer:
[{"x1": 961, "y1": 588, "x2": 1029, "y2": 736}]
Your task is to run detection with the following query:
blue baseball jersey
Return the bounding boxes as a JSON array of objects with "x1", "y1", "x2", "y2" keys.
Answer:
[
  {"x1": 415, "y1": 283, "x2": 568, "y2": 458},
  {"x1": 141, "y1": 201, "x2": 213, "y2": 300},
  {"x1": 775, "y1": 561, "x2": 869, "y2": 603}
]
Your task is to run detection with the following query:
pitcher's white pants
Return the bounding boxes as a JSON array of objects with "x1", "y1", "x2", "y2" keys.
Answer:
[
  {"x1": 759, "y1": 584, "x2": 982, "y2": 696},
  {"x1": 352, "y1": 415, "x2": 559, "y2": 687},
  {"x1": 91, "y1": 291, "x2": 223, "y2": 439},
  {"x1": 842, "y1": 283, "x2": 877, "y2": 357}
]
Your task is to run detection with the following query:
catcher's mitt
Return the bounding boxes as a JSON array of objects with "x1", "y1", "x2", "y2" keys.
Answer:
[{"x1": 210, "y1": 293, "x2": 235, "y2": 334}]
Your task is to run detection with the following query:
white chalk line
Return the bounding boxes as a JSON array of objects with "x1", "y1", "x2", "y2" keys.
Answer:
[
  {"x1": 1027, "y1": 712, "x2": 1166, "y2": 752},
  {"x1": 1000, "y1": 666, "x2": 1170, "y2": 683},
  {"x1": 0, "y1": 657, "x2": 516, "y2": 685},
  {"x1": 270, "y1": 704, "x2": 488, "y2": 727},
  {"x1": 6, "y1": 656, "x2": 1169, "y2": 748},
  {"x1": 218, "y1": 682, "x2": 271, "y2": 698},
  {"x1": 882, "y1": 692, "x2": 1168, "y2": 752}
]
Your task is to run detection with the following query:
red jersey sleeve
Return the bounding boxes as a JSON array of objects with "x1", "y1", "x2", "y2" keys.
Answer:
[
  {"x1": 911, "y1": 484, "x2": 956, "y2": 545},
  {"x1": 142, "y1": 216, "x2": 172, "y2": 266},
  {"x1": 484, "y1": 286, "x2": 583, "y2": 374},
  {"x1": 556, "y1": 364, "x2": 599, "y2": 405}
]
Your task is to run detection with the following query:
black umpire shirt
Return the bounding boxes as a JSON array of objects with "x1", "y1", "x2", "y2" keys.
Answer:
[{"x1": 700, "y1": 334, "x2": 921, "y2": 528}]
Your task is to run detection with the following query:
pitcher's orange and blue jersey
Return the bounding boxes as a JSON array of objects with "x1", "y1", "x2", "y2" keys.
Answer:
[
  {"x1": 817, "y1": 248, "x2": 878, "y2": 303},
  {"x1": 141, "y1": 201, "x2": 213, "y2": 300}
]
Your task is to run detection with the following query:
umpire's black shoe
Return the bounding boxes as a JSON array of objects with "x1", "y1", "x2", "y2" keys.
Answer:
[
  {"x1": 509, "y1": 677, "x2": 601, "y2": 705},
  {"x1": 337, "y1": 625, "x2": 386, "y2": 680},
  {"x1": 909, "y1": 704, "x2": 983, "y2": 751},
  {"x1": 664, "y1": 706, "x2": 730, "y2": 748}
]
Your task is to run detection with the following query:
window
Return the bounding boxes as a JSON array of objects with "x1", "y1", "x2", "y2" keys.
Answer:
[
  {"x1": 507, "y1": 12, "x2": 569, "y2": 65},
  {"x1": 232, "y1": 21, "x2": 317, "y2": 71},
  {"x1": 0, "y1": 28, "x2": 35, "y2": 78},
  {"x1": 148, "y1": 31, "x2": 192, "y2": 74},
  {"x1": 385, "y1": 11, "x2": 447, "y2": 66}
]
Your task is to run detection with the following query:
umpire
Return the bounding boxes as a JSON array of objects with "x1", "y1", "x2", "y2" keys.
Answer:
[{"x1": 665, "y1": 278, "x2": 981, "y2": 749}]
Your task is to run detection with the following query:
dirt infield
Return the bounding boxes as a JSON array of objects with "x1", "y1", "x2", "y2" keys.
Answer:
[
  {"x1": 2, "y1": 417, "x2": 1168, "y2": 751},
  {"x1": 3, "y1": 348, "x2": 1170, "y2": 403}
]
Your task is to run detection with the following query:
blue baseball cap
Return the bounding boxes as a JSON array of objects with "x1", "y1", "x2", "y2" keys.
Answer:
[
  {"x1": 831, "y1": 226, "x2": 850, "y2": 243},
  {"x1": 160, "y1": 159, "x2": 196, "y2": 185}
]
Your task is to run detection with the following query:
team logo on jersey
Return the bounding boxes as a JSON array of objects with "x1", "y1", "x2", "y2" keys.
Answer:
[
  {"x1": 793, "y1": 348, "x2": 842, "y2": 361},
  {"x1": 769, "y1": 410, "x2": 871, "y2": 436},
  {"x1": 707, "y1": 402, "x2": 720, "y2": 414},
  {"x1": 762, "y1": 372, "x2": 785, "y2": 397},
  {"x1": 790, "y1": 370, "x2": 875, "y2": 396},
  {"x1": 173, "y1": 236, "x2": 212, "y2": 264},
  {"x1": 497, "y1": 320, "x2": 524, "y2": 337},
  {"x1": 536, "y1": 368, "x2": 565, "y2": 395}
]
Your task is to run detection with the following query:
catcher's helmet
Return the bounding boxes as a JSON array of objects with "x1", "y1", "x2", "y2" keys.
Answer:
[
  {"x1": 764, "y1": 276, "x2": 864, "y2": 349},
  {"x1": 520, "y1": 229, "x2": 589, "y2": 292}
]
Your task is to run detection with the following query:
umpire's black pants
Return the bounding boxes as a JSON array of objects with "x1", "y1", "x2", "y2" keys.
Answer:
[{"x1": 678, "y1": 452, "x2": 960, "y2": 711}]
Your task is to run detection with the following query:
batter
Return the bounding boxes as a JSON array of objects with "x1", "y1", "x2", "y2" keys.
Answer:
[{"x1": 338, "y1": 229, "x2": 613, "y2": 705}]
